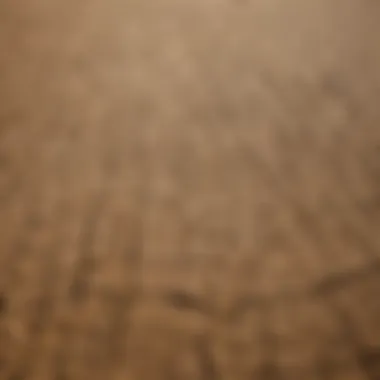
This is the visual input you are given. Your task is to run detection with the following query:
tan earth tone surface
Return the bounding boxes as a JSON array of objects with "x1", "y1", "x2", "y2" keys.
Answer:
[{"x1": 0, "y1": 0, "x2": 380, "y2": 379}]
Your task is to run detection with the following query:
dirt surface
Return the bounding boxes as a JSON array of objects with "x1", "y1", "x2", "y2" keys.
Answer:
[{"x1": 0, "y1": 0, "x2": 380, "y2": 379}]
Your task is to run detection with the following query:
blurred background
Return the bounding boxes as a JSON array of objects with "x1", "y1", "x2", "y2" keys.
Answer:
[{"x1": 0, "y1": 0, "x2": 379, "y2": 379}]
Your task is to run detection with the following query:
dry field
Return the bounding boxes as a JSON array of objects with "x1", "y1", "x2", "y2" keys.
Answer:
[{"x1": 0, "y1": 0, "x2": 380, "y2": 379}]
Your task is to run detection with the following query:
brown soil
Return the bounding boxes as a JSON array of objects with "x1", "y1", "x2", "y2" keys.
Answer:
[{"x1": 0, "y1": 0, "x2": 380, "y2": 379}]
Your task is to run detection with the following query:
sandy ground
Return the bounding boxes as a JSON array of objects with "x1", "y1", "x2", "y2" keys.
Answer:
[{"x1": 0, "y1": 0, "x2": 380, "y2": 379}]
